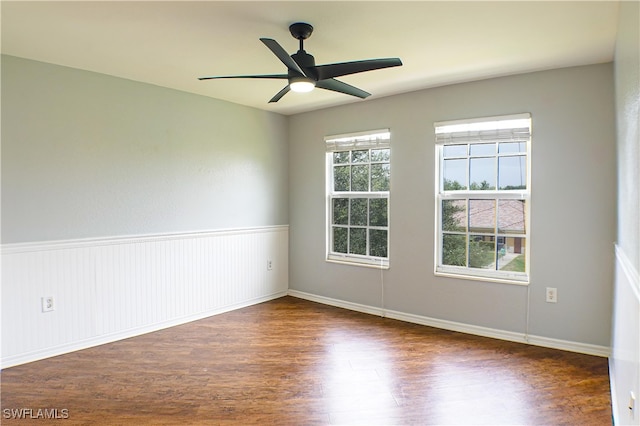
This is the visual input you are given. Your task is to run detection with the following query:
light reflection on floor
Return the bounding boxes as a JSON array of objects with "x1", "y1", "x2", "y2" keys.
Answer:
[
  {"x1": 318, "y1": 328, "x2": 532, "y2": 425},
  {"x1": 425, "y1": 358, "x2": 530, "y2": 425},
  {"x1": 321, "y1": 328, "x2": 402, "y2": 424}
]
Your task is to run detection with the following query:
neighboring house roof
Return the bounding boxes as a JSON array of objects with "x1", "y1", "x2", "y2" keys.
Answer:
[{"x1": 452, "y1": 199, "x2": 525, "y2": 234}]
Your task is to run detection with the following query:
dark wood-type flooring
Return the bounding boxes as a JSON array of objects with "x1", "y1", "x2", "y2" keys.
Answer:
[{"x1": 1, "y1": 296, "x2": 612, "y2": 425}]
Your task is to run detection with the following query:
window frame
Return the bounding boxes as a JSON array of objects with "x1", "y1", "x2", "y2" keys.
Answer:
[
  {"x1": 434, "y1": 114, "x2": 531, "y2": 284},
  {"x1": 325, "y1": 129, "x2": 391, "y2": 269}
]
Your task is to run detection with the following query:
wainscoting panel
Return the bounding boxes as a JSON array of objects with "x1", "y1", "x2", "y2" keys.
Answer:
[
  {"x1": 1, "y1": 226, "x2": 288, "y2": 368},
  {"x1": 610, "y1": 245, "x2": 640, "y2": 425}
]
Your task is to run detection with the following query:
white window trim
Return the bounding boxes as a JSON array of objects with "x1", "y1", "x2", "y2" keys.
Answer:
[
  {"x1": 325, "y1": 129, "x2": 391, "y2": 269},
  {"x1": 433, "y1": 114, "x2": 531, "y2": 285}
]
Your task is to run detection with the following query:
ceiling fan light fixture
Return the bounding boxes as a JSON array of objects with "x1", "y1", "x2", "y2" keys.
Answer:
[{"x1": 289, "y1": 77, "x2": 315, "y2": 93}]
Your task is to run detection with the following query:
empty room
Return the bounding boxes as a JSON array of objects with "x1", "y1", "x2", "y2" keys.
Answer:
[{"x1": 1, "y1": 1, "x2": 639, "y2": 425}]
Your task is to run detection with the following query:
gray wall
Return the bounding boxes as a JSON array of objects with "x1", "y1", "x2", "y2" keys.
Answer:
[
  {"x1": 615, "y1": 1, "x2": 640, "y2": 271},
  {"x1": 289, "y1": 64, "x2": 616, "y2": 346},
  {"x1": 1, "y1": 55, "x2": 289, "y2": 244}
]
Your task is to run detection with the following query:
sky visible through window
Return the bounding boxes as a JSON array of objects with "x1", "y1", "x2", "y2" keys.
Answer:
[{"x1": 442, "y1": 142, "x2": 526, "y2": 190}]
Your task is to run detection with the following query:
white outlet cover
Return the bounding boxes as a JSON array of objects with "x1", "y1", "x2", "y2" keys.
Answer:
[
  {"x1": 41, "y1": 296, "x2": 54, "y2": 312},
  {"x1": 545, "y1": 287, "x2": 557, "y2": 303}
]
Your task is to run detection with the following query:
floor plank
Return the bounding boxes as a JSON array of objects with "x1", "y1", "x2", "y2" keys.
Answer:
[{"x1": 1, "y1": 296, "x2": 612, "y2": 425}]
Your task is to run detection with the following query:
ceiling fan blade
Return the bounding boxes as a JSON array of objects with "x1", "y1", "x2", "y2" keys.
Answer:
[
  {"x1": 316, "y1": 78, "x2": 371, "y2": 99},
  {"x1": 315, "y1": 58, "x2": 402, "y2": 81},
  {"x1": 260, "y1": 38, "x2": 306, "y2": 77},
  {"x1": 198, "y1": 74, "x2": 288, "y2": 81},
  {"x1": 269, "y1": 85, "x2": 291, "y2": 103}
]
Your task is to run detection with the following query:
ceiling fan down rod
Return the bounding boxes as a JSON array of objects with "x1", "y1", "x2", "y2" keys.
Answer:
[{"x1": 289, "y1": 22, "x2": 313, "y2": 53}]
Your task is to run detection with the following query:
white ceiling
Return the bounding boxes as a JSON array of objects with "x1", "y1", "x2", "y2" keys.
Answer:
[{"x1": 1, "y1": 1, "x2": 620, "y2": 116}]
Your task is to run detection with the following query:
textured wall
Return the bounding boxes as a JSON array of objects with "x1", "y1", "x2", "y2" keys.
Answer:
[
  {"x1": 611, "y1": 1, "x2": 640, "y2": 424},
  {"x1": 614, "y1": 1, "x2": 640, "y2": 272},
  {"x1": 1, "y1": 55, "x2": 289, "y2": 243}
]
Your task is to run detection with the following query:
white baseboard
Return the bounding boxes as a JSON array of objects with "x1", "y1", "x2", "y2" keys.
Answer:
[
  {"x1": 288, "y1": 289, "x2": 386, "y2": 317},
  {"x1": 288, "y1": 289, "x2": 610, "y2": 358},
  {"x1": 2, "y1": 291, "x2": 287, "y2": 369}
]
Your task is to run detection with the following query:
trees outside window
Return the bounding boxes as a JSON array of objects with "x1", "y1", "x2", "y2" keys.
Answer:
[{"x1": 326, "y1": 130, "x2": 390, "y2": 268}]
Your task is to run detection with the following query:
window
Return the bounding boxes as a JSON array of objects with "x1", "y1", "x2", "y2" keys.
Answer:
[
  {"x1": 434, "y1": 114, "x2": 531, "y2": 284},
  {"x1": 326, "y1": 129, "x2": 390, "y2": 268}
]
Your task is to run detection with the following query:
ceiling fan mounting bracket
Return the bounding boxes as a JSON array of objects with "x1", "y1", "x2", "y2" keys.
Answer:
[{"x1": 289, "y1": 22, "x2": 313, "y2": 40}]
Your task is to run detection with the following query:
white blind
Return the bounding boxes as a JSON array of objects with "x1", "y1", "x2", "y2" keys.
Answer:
[
  {"x1": 325, "y1": 129, "x2": 390, "y2": 152},
  {"x1": 434, "y1": 113, "x2": 531, "y2": 144}
]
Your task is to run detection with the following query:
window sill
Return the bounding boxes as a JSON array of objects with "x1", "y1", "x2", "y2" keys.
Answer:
[
  {"x1": 435, "y1": 269, "x2": 529, "y2": 286},
  {"x1": 326, "y1": 257, "x2": 389, "y2": 270}
]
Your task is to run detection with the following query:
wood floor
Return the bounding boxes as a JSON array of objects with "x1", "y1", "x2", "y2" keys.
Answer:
[{"x1": 1, "y1": 296, "x2": 611, "y2": 425}]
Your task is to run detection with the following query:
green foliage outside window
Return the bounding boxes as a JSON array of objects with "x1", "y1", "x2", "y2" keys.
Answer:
[{"x1": 330, "y1": 147, "x2": 390, "y2": 261}]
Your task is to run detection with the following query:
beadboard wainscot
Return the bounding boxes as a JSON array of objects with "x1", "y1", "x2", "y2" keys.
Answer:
[
  {"x1": 1, "y1": 226, "x2": 288, "y2": 368},
  {"x1": 610, "y1": 245, "x2": 640, "y2": 425}
]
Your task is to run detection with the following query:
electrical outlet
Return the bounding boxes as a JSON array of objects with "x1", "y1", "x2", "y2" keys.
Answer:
[
  {"x1": 267, "y1": 260, "x2": 273, "y2": 271},
  {"x1": 545, "y1": 287, "x2": 557, "y2": 303},
  {"x1": 41, "y1": 296, "x2": 55, "y2": 312}
]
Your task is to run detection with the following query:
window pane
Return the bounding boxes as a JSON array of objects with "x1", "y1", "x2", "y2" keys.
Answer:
[
  {"x1": 469, "y1": 157, "x2": 495, "y2": 190},
  {"x1": 371, "y1": 149, "x2": 390, "y2": 162},
  {"x1": 350, "y1": 198, "x2": 368, "y2": 226},
  {"x1": 468, "y1": 199, "x2": 495, "y2": 233},
  {"x1": 497, "y1": 237, "x2": 526, "y2": 271},
  {"x1": 351, "y1": 165, "x2": 369, "y2": 191},
  {"x1": 371, "y1": 164, "x2": 390, "y2": 191},
  {"x1": 334, "y1": 166, "x2": 350, "y2": 191},
  {"x1": 469, "y1": 235, "x2": 495, "y2": 269},
  {"x1": 442, "y1": 200, "x2": 466, "y2": 232},
  {"x1": 470, "y1": 143, "x2": 496, "y2": 156},
  {"x1": 369, "y1": 198, "x2": 388, "y2": 227},
  {"x1": 332, "y1": 198, "x2": 349, "y2": 225},
  {"x1": 349, "y1": 228, "x2": 367, "y2": 255},
  {"x1": 369, "y1": 229, "x2": 388, "y2": 257},
  {"x1": 443, "y1": 144, "x2": 467, "y2": 158},
  {"x1": 499, "y1": 142, "x2": 526, "y2": 154},
  {"x1": 442, "y1": 234, "x2": 466, "y2": 266},
  {"x1": 352, "y1": 150, "x2": 369, "y2": 163},
  {"x1": 333, "y1": 151, "x2": 350, "y2": 164},
  {"x1": 443, "y1": 158, "x2": 467, "y2": 190},
  {"x1": 498, "y1": 156, "x2": 526, "y2": 190},
  {"x1": 498, "y1": 200, "x2": 526, "y2": 234},
  {"x1": 333, "y1": 227, "x2": 348, "y2": 253}
]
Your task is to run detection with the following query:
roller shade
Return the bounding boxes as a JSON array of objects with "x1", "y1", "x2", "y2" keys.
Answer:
[
  {"x1": 434, "y1": 113, "x2": 531, "y2": 144},
  {"x1": 325, "y1": 129, "x2": 390, "y2": 152}
]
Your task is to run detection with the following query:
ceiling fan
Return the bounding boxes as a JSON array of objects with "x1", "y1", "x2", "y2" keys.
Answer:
[{"x1": 199, "y1": 22, "x2": 403, "y2": 103}]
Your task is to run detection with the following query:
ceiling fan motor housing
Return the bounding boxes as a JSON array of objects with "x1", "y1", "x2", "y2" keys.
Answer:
[{"x1": 291, "y1": 51, "x2": 317, "y2": 79}]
